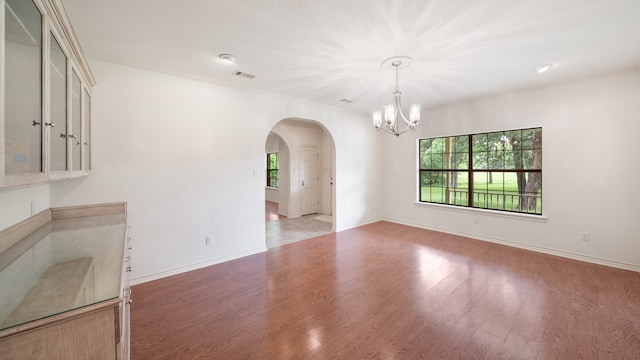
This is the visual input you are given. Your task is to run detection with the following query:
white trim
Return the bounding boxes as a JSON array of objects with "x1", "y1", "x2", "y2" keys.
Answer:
[
  {"x1": 414, "y1": 201, "x2": 547, "y2": 222},
  {"x1": 334, "y1": 218, "x2": 381, "y2": 233},
  {"x1": 129, "y1": 246, "x2": 267, "y2": 285},
  {"x1": 385, "y1": 217, "x2": 640, "y2": 273}
]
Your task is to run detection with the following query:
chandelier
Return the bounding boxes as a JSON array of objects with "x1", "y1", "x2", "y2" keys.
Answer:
[{"x1": 372, "y1": 56, "x2": 420, "y2": 136}]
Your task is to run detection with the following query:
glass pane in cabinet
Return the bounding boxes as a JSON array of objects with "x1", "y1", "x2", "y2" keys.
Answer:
[
  {"x1": 71, "y1": 71, "x2": 81, "y2": 170},
  {"x1": 49, "y1": 33, "x2": 67, "y2": 171},
  {"x1": 4, "y1": 0, "x2": 43, "y2": 175},
  {"x1": 83, "y1": 89, "x2": 91, "y2": 170}
]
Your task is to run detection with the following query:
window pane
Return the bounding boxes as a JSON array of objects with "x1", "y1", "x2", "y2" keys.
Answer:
[
  {"x1": 266, "y1": 153, "x2": 279, "y2": 188},
  {"x1": 72, "y1": 71, "x2": 81, "y2": 171},
  {"x1": 454, "y1": 135, "x2": 468, "y2": 151},
  {"x1": 418, "y1": 127, "x2": 542, "y2": 215},
  {"x1": 522, "y1": 171, "x2": 542, "y2": 214},
  {"x1": 83, "y1": 89, "x2": 91, "y2": 170},
  {"x1": 419, "y1": 151, "x2": 430, "y2": 169},
  {"x1": 488, "y1": 146, "x2": 504, "y2": 170},
  {"x1": 5, "y1": 0, "x2": 43, "y2": 175},
  {"x1": 508, "y1": 150, "x2": 522, "y2": 170},
  {"x1": 521, "y1": 129, "x2": 534, "y2": 149},
  {"x1": 428, "y1": 153, "x2": 440, "y2": 170},
  {"x1": 447, "y1": 171, "x2": 468, "y2": 206},
  {"x1": 472, "y1": 133, "x2": 487, "y2": 153},
  {"x1": 472, "y1": 172, "x2": 488, "y2": 208},
  {"x1": 473, "y1": 151, "x2": 487, "y2": 170},
  {"x1": 50, "y1": 33, "x2": 67, "y2": 172},
  {"x1": 532, "y1": 128, "x2": 542, "y2": 149},
  {"x1": 431, "y1": 138, "x2": 445, "y2": 153}
]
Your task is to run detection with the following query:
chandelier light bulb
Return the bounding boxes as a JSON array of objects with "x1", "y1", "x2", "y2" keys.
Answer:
[
  {"x1": 384, "y1": 104, "x2": 396, "y2": 125},
  {"x1": 410, "y1": 104, "x2": 421, "y2": 123},
  {"x1": 373, "y1": 111, "x2": 382, "y2": 129}
]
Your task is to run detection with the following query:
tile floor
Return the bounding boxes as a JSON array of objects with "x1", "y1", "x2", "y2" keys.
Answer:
[{"x1": 265, "y1": 201, "x2": 332, "y2": 248}]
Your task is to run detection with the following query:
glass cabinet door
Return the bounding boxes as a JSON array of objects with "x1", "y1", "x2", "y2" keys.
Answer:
[
  {"x1": 3, "y1": 0, "x2": 43, "y2": 176},
  {"x1": 83, "y1": 88, "x2": 91, "y2": 170},
  {"x1": 49, "y1": 33, "x2": 67, "y2": 172},
  {"x1": 71, "y1": 70, "x2": 81, "y2": 171}
]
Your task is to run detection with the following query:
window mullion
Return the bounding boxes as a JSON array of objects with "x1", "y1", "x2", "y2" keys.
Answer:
[{"x1": 468, "y1": 134, "x2": 473, "y2": 207}]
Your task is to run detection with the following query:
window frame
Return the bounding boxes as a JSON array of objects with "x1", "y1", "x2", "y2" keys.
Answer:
[
  {"x1": 266, "y1": 152, "x2": 279, "y2": 188},
  {"x1": 418, "y1": 127, "x2": 542, "y2": 215}
]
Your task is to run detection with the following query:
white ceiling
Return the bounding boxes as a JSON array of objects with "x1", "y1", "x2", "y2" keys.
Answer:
[{"x1": 63, "y1": 0, "x2": 640, "y2": 114}]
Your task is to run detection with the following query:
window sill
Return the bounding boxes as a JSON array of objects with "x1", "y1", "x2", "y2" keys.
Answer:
[
  {"x1": 413, "y1": 201, "x2": 547, "y2": 222},
  {"x1": 265, "y1": 186, "x2": 279, "y2": 190}
]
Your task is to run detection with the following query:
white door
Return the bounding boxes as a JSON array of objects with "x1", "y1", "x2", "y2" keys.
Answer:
[{"x1": 300, "y1": 146, "x2": 320, "y2": 215}]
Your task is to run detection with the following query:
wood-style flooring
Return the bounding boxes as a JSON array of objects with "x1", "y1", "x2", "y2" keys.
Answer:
[
  {"x1": 130, "y1": 221, "x2": 640, "y2": 359},
  {"x1": 265, "y1": 201, "x2": 286, "y2": 221}
]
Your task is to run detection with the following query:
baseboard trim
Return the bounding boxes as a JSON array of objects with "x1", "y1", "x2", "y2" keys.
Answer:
[
  {"x1": 130, "y1": 246, "x2": 268, "y2": 285},
  {"x1": 335, "y1": 218, "x2": 382, "y2": 232},
  {"x1": 384, "y1": 218, "x2": 640, "y2": 273}
]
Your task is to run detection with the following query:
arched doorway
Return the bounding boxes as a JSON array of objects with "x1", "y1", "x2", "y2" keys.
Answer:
[{"x1": 264, "y1": 118, "x2": 336, "y2": 248}]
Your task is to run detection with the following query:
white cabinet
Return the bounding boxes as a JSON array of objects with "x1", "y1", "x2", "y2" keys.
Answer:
[{"x1": 1, "y1": 0, "x2": 94, "y2": 188}]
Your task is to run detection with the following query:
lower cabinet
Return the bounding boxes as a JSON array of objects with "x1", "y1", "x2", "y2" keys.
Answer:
[
  {"x1": 0, "y1": 304, "x2": 121, "y2": 360},
  {"x1": 0, "y1": 203, "x2": 130, "y2": 359}
]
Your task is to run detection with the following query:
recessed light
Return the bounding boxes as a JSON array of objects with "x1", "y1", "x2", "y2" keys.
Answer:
[
  {"x1": 218, "y1": 54, "x2": 239, "y2": 65},
  {"x1": 536, "y1": 64, "x2": 554, "y2": 74}
]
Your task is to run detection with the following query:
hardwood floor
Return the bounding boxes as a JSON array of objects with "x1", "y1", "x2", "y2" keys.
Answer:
[
  {"x1": 265, "y1": 201, "x2": 286, "y2": 221},
  {"x1": 130, "y1": 221, "x2": 640, "y2": 359}
]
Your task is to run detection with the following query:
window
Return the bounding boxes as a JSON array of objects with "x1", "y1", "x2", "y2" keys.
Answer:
[
  {"x1": 266, "y1": 152, "x2": 279, "y2": 188},
  {"x1": 419, "y1": 128, "x2": 542, "y2": 215}
]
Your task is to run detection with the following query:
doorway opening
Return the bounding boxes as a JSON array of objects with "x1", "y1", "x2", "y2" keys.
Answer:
[{"x1": 264, "y1": 118, "x2": 335, "y2": 248}]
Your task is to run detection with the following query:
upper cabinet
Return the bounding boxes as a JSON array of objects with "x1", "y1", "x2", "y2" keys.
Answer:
[{"x1": 1, "y1": 0, "x2": 95, "y2": 189}]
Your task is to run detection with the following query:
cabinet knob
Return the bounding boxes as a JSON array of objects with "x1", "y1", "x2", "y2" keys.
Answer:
[
  {"x1": 59, "y1": 133, "x2": 66, "y2": 138},
  {"x1": 32, "y1": 120, "x2": 41, "y2": 126},
  {"x1": 68, "y1": 134, "x2": 78, "y2": 139},
  {"x1": 127, "y1": 299, "x2": 133, "y2": 305},
  {"x1": 45, "y1": 122, "x2": 55, "y2": 127},
  {"x1": 83, "y1": 141, "x2": 90, "y2": 146}
]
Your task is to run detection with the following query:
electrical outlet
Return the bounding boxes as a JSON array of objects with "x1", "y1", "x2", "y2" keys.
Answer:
[
  {"x1": 581, "y1": 232, "x2": 590, "y2": 241},
  {"x1": 205, "y1": 236, "x2": 212, "y2": 245},
  {"x1": 474, "y1": 217, "x2": 480, "y2": 224},
  {"x1": 30, "y1": 200, "x2": 36, "y2": 215}
]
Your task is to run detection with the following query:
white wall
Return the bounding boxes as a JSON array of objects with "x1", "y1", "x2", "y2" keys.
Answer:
[
  {"x1": 381, "y1": 70, "x2": 640, "y2": 271},
  {"x1": 47, "y1": 59, "x2": 381, "y2": 283},
  {"x1": 0, "y1": 184, "x2": 50, "y2": 230}
]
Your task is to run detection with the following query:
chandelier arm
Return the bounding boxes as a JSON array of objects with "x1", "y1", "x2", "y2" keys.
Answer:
[
  {"x1": 395, "y1": 93, "x2": 413, "y2": 126},
  {"x1": 378, "y1": 121, "x2": 413, "y2": 136}
]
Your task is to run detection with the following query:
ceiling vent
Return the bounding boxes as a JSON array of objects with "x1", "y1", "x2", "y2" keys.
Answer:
[{"x1": 232, "y1": 70, "x2": 255, "y2": 79}]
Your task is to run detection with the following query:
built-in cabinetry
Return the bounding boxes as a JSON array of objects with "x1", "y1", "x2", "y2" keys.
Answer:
[
  {"x1": 1, "y1": 0, "x2": 95, "y2": 188},
  {"x1": 0, "y1": 203, "x2": 130, "y2": 360}
]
